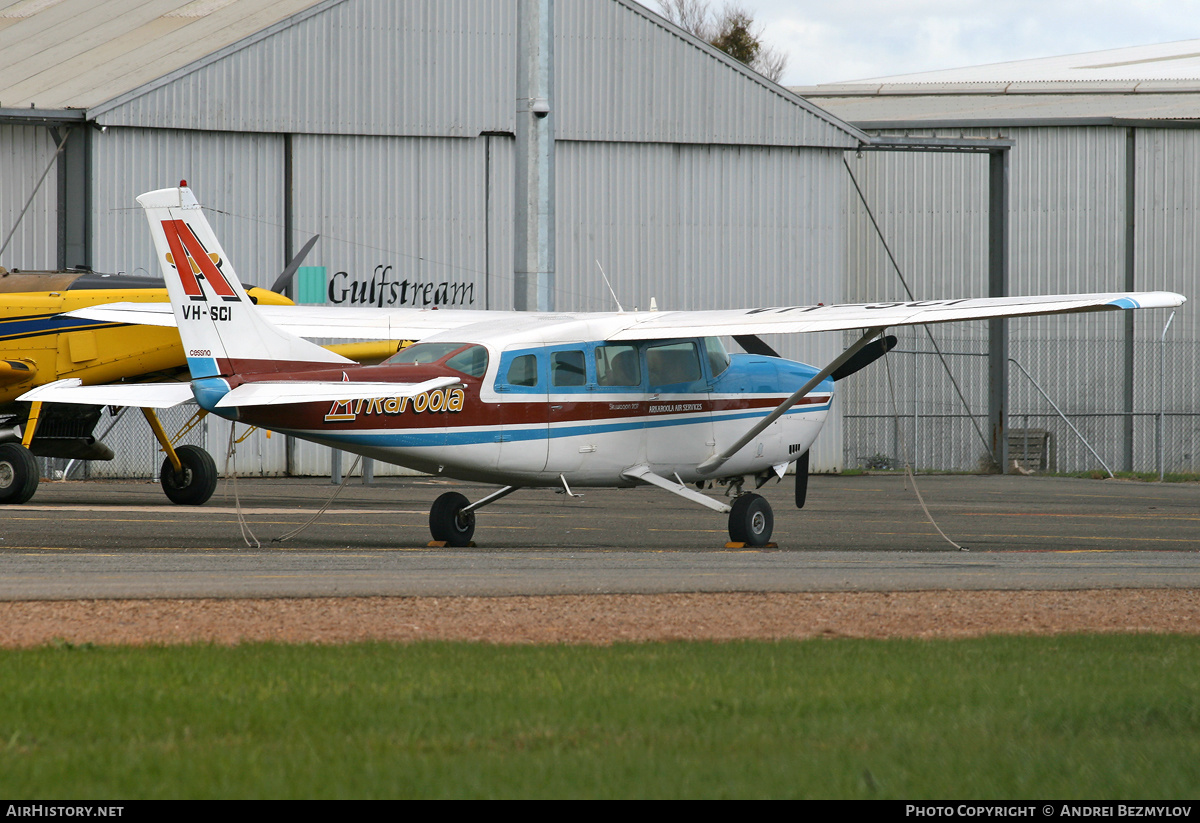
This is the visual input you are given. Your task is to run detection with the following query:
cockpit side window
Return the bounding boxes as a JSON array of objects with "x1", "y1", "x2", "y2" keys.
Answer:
[
  {"x1": 384, "y1": 341, "x2": 466, "y2": 366},
  {"x1": 383, "y1": 341, "x2": 488, "y2": 379},
  {"x1": 445, "y1": 345, "x2": 489, "y2": 378}
]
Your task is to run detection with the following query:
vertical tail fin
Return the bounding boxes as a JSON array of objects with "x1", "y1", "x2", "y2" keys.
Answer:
[{"x1": 137, "y1": 184, "x2": 350, "y2": 378}]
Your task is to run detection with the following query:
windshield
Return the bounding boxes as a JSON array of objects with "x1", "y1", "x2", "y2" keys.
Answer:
[{"x1": 383, "y1": 342, "x2": 488, "y2": 378}]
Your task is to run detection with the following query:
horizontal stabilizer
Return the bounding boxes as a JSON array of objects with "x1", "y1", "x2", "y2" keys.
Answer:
[
  {"x1": 215, "y1": 376, "x2": 462, "y2": 408},
  {"x1": 18, "y1": 379, "x2": 195, "y2": 409},
  {"x1": 67, "y1": 303, "x2": 522, "y2": 341}
]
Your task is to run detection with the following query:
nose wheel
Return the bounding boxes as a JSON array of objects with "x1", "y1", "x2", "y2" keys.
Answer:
[
  {"x1": 728, "y1": 493, "x2": 773, "y2": 546},
  {"x1": 427, "y1": 485, "x2": 521, "y2": 547},
  {"x1": 429, "y1": 491, "x2": 477, "y2": 547}
]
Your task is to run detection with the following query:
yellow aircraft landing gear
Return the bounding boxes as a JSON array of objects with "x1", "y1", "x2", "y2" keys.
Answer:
[
  {"x1": 142, "y1": 408, "x2": 217, "y2": 506},
  {"x1": 0, "y1": 400, "x2": 41, "y2": 504}
]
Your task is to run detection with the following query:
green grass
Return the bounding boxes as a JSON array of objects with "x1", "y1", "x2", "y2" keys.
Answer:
[{"x1": 2, "y1": 636, "x2": 1199, "y2": 799}]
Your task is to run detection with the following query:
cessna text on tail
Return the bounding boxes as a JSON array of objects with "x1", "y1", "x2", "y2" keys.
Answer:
[{"x1": 23, "y1": 186, "x2": 1186, "y2": 546}]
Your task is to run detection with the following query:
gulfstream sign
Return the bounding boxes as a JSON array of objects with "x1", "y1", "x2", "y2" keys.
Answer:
[{"x1": 327, "y1": 266, "x2": 475, "y2": 307}]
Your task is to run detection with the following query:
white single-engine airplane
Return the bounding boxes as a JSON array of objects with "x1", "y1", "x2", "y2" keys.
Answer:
[{"x1": 24, "y1": 186, "x2": 1185, "y2": 546}]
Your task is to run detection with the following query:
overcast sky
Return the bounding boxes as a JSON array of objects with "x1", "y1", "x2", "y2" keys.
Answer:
[{"x1": 678, "y1": 1, "x2": 1200, "y2": 85}]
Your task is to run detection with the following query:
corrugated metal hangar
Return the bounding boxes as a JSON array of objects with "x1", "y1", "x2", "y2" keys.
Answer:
[
  {"x1": 0, "y1": 0, "x2": 864, "y2": 477},
  {"x1": 1, "y1": 0, "x2": 1194, "y2": 482},
  {"x1": 798, "y1": 41, "x2": 1200, "y2": 476}
]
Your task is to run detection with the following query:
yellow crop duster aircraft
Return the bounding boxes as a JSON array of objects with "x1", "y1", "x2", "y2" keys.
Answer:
[{"x1": 0, "y1": 263, "x2": 403, "y2": 506}]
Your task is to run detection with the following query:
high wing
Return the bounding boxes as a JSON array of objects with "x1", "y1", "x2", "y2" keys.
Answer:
[
  {"x1": 70, "y1": 291, "x2": 1184, "y2": 343},
  {"x1": 602, "y1": 292, "x2": 1185, "y2": 340}
]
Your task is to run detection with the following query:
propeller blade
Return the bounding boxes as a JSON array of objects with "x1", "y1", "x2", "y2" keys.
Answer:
[
  {"x1": 734, "y1": 334, "x2": 780, "y2": 358},
  {"x1": 270, "y1": 234, "x2": 320, "y2": 296},
  {"x1": 831, "y1": 335, "x2": 897, "y2": 381},
  {"x1": 794, "y1": 450, "x2": 809, "y2": 509}
]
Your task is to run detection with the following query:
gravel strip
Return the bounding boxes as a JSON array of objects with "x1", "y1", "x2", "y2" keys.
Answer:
[{"x1": 1, "y1": 589, "x2": 1198, "y2": 647}]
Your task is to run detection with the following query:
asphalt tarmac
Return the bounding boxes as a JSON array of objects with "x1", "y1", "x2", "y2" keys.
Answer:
[{"x1": 1, "y1": 473, "x2": 1198, "y2": 598}]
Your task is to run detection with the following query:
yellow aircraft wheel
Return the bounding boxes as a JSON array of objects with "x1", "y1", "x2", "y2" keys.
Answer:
[
  {"x1": 0, "y1": 443, "x2": 39, "y2": 504},
  {"x1": 159, "y1": 445, "x2": 218, "y2": 506}
]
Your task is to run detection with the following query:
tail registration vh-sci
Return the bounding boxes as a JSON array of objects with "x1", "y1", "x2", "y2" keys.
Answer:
[{"x1": 25, "y1": 186, "x2": 1185, "y2": 546}]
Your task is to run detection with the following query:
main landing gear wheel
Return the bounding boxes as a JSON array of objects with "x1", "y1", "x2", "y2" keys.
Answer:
[
  {"x1": 0, "y1": 443, "x2": 39, "y2": 504},
  {"x1": 430, "y1": 491, "x2": 476, "y2": 547},
  {"x1": 728, "y1": 493, "x2": 773, "y2": 546},
  {"x1": 160, "y1": 444, "x2": 218, "y2": 506}
]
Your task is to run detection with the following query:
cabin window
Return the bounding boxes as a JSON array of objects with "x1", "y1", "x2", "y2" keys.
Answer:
[
  {"x1": 595, "y1": 344, "x2": 641, "y2": 387},
  {"x1": 705, "y1": 337, "x2": 730, "y2": 377},
  {"x1": 646, "y1": 342, "x2": 702, "y2": 385},
  {"x1": 506, "y1": 354, "x2": 539, "y2": 387},
  {"x1": 551, "y1": 350, "x2": 587, "y2": 387},
  {"x1": 445, "y1": 345, "x2": 489, "y2": 378}
]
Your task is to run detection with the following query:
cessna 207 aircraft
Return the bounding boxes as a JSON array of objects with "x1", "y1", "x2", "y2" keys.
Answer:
[{"x1": 24, "y1": 185, "x2": 1186, "y2": 546}]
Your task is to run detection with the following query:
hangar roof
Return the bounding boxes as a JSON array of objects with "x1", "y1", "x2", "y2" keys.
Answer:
[
  {"x1": 816, "y1": 38, "x2": 1200, "y2": 88},
  {"x1": 0, "y1": 0, "x2": 327, "y2": 111},
  {"x1": 792, "y1": 40, "x2": 1200, "y2": 128},
  {"x1": 793, "y1": 39, "x2": 1200, "y2": 127},
  {"x1": 0, "y1": 0, "x2": 865, "y2": 147}
]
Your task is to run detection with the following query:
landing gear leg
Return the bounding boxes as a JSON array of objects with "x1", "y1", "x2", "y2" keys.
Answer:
[
  {"x1": 429, "y1": 485, "x2": 520, "y2": 547},
  {"x1": 143, "y1": 408, "x2": 217, "y2": 506},
  {"x1": 728, "y1": 492, "x2": 774, "y2": 546}
]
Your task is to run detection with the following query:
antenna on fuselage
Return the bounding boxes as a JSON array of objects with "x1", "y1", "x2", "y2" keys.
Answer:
[{"x1": 595, "y1": 260, "x2": 624, "y2": 313}]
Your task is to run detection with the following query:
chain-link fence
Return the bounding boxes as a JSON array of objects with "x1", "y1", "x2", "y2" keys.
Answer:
[{"x1": 843, "y1": 338, "x2": 1200, "y2": 475}]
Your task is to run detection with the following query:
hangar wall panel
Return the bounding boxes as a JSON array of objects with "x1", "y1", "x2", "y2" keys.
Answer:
[
  {"x1": 841, "y1": 124, "x2": 1198, "y2": 474},
  {"x1": 0, "y1": 125, "x2": 57, "y2": 270},
  {"x1": 556, "y1": 1, "x2": 860, "y2": 148},
  {"x1": 95, "y1": 0, "x2": 517, "y2": 137},
  {"x1": 1134, "y1": 128, "x2": 1200, "y2": 472}
]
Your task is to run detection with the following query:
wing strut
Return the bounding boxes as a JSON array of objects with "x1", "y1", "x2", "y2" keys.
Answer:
[
  {"x1": 621, "y1": 465, "x2": 731, "y2": 513},
  {"x1": 697, "y1": 327, "x2": 885, "y2": 475}
]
